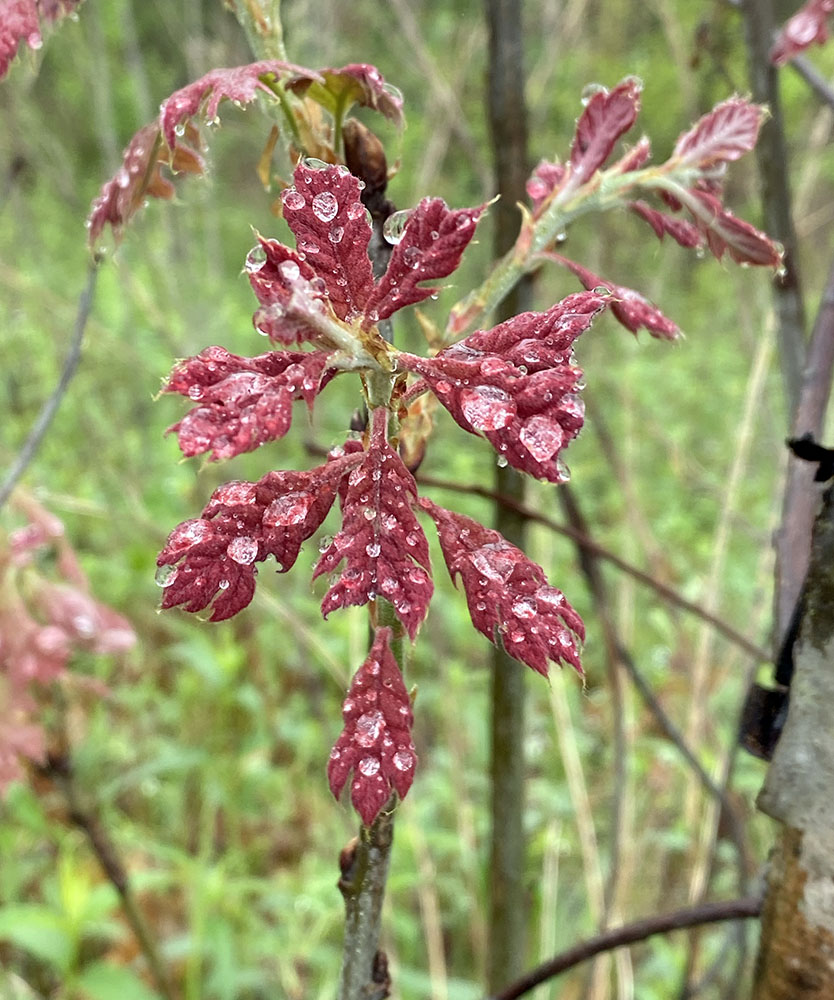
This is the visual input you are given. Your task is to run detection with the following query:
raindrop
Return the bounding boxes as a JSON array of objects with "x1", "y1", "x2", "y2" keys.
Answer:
[
  {"x1": 366, "y1": 542, "x2": 381, "y2": 558},
  {"x1": 592, "y1": 284, "x2": 612, "y2": 296},
  {"x1": 187, "y1": 385, "x2": 203, "y2": 400},
  {"x1": 155, "y1": 564, "x2": 179, "y2": 588},
  {"x1": 347, "y1": 201, "x2": 367, "y2": 221},
  {"x1": 383, "y1": 209, "x2": 412, "y2": 245},
  {"x1": 312, "y1": 191, "x2": 339, "y2": 222},
  {"x1": 363, "y1": 508, "x2": 376, "y2": 521},
  {"x1": 329, "y1": 748, "x2": 341, "y2": 761},
  {"x1": 301, "y1": 156, "x2": 330, "y2": 171},
  {"x1": 226, "y1": 537, "x2": 258, "y2": 564},
  {"x1": 358, "y1": 757, "x2": 381, "y2": 777},
  {"x1": 218, "y1": 579, "x2": 230, "y2": 591},
  {"x1": 580, "y1": 82, "x2": 608, "y2": 106},
  {"x1": 282, "y1": 189, "x2": 305, "y2": 211},
  {"x1": 174, "y1": 121, "x2": 186, "y2": 138},
  {"x1": 393, "y1": 749, "x2": 413, "y2": 772},
  {"x1": 245, "y1": 245, "x2": 267, "y2": 273},
  {"x1": 460, "y1": 385, "x2": 516, "y2": 431},
  {"x1": 266, "y1": 493, "x2": 314, "y2": 526},
  {"x1": 279, "y1": 260, "x2": 301, "y2": 282},
  {"x1": 318, "y1": 535, "x2": 334, "y2": 552},
  {"x1": 519, "y1": 416, "x2": 564, "y2": 463},
  {"x1": 512, "y1": 598, "x2": 537, "y2": 619},
  {"x1": 403, "y1": 246, "x2": 421, "y2": 269},
  {"x1": 355, "y1": 711, "x2": 384, "y2": 747},
  {"x1": 328, "y1": 225, "x2": 345, "y2": 243},
  {"x1": 497, "y1": 455, "x2": 509, "y2": 468}
]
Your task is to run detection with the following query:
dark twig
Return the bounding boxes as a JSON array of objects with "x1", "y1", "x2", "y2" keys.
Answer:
[
  {"x1": 0, "y1": 255, "x2": 101, "y2": 510},
  {"x1": 790, "y1": 54, "x2": 834, "y2": 111},
  {"x1": 489, "y1": 896, "x2": 762, "y2": 1000},
  {"x1": 40, "y1": 752, "x2": 175, "y2": 1000},
  {"x1": 415, "y1": 473, "x2": 770, "y2": 662}
]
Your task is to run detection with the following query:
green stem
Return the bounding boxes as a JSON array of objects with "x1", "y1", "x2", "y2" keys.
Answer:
[{"x1": 227, "y1": 0, "x2": 287, "y2": 61}]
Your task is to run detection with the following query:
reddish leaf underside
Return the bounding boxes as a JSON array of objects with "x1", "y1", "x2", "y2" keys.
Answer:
[
  {"x1": 546, "y1": 253, "x2": 679, "y2": 340},
  {"x1": 312, "y1": 409, "x2": 433, "y2": 639},
  {"x1": 164, "y1": 346, "x2": 332, "y2": 461},
  {"x1": 568, "y1": 77, "x2": 642, "y2": 188},
  {"x1": 680, "y1": 187, "x2": 783, "y2": 267},
  {"x1": 157, "y1": 454, "x2": 360, "y2": 621},
  {"x1": 367, "y1": 198, "x2": 486, "y2": 321},
  {"x1": 628, "y1": 199, "x2": 702, "y2": 249},
  {"x1": 0, "y1": 0, "x2": 82, "y2": 80},
  {"x1": 399, "y1": 292, "x2": 608, "y2": 481},
  {"x1": 771, "y1": 0, "x2": 834, "y2": 65},
  {"x1": 672, "y1": 98, "x2": 765, "y2": 170},
  {"x1": 159, "y1": 61, "x2": 319, "y2": 152},
  {"x1": 86, "y1": 122, "x2": 202, "y2": 247},
  {"x1": 420, "y1": 500, "x2": 584, "y2": 675},
  {"x1": 327, "y1": 626, "x2": 417, "y2": 826}
]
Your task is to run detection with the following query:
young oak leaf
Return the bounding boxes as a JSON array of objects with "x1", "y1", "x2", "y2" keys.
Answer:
[
  {"x1": 87, "y1": 122, "x2": 202, "y2": 247},
  {"x1": 671, "y1": 97, "x2": 767, "y2": 172},
  {"x1": 163, "y1": 346, "x2": 332, "y2": 461},
  {"x1": 312, "y1": 409, "x2": 433, "y2": 640},
  {"x1": 366, "y1": 198, "x2": 485, "y2": 321},
  {"x1": 159, "y1": 61, "x2": 322, "y2": 153},
  {"x1": 328, "y1": 626, "x2": 417, "y2": 826},
  {"x1": 771, "y1": 0, "x2": 834, "y2": 64},
  {"x1": 567, "y1": 76, "x2": 642, "y2": 191},
  {"x1": 157, "y1": 454, "x2": 360, "y2": 621},
  {"x1": 0, "y1": 0, "x2": 82, "y2": 80},
  {"x1": 676, "y1": 187, "x2": 782, "y2": 267},
  {"x1": 398, "y1": 292, "x2": 609, "y2": 482},
  {"x1": 420, "y1": 499, "x2": 584, "y2": 676},
  {"x1": 628, "y1": 199, "x2": 703, "y2": 250},
  {"x1": 288, "y1": 62, "x2": 405, "y2": 129},
  {"x1": 250, "y1": 161, "x2": 484, "y2": 345},
  {"x1": 544, "y1": 252, "x2": 679, "y2": 340}
]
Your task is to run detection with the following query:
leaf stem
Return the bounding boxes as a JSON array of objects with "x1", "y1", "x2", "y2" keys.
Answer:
[{"x1": 228, "y1": 0, "x2": 287, "y2": 61}]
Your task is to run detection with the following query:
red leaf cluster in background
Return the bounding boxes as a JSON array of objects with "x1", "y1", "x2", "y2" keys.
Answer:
[
  {"x1": 0, "y1": 0, "x2": 82, "y2": 80},
  {"x1": 0, "y1": 495, "x2": 135, "y2": 793},
  {"x1": 327, "y1": 627, "x2": 417, "y2": 825},
  {"x1": 771, "y1": 0, "x2": 834, "y2": 64}
]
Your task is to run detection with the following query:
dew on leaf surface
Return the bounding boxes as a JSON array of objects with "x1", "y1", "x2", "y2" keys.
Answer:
[
  {"x1": 393, "y1": 750, "x2": 414, "y2": 771},
  {"x1": 519, "y1": 416, "x2": 564, "y2": 462},
  {"x1": 403, "y1": 246, "x2": 422, "y2": 269},
  {"x1": 226, "y1": 537, "x2": 258, "y2": 564},
  {"x1": 265, "y1": 492, "x2": 314, "y2": 526},
  {"x1": 312, "y1": 191, "x2": 339, "y2": 222},
  {"x1": 282, "y1": 189, "x2": 305, "y2": 211},
  {"x1": 460, "y1": 385, "x2": 515, "y2": 431},
  {"x1": 245, "y1": 245, "x2": 267, "y2": 273},
  {"x1": 355, "y1": 710, "x2": 384, "y2": 747},
  {"x1": 358, "y1": 757, "x2": 381, "y2": 777},
  {"x1": 155, "y1": 564, "x2": 179, "y2": 588},
  {"x1": 383, "y1": 209, "x2": 412, "y2": 245}
]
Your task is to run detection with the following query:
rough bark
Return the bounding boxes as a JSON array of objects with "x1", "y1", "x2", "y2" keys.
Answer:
[{"x1": 752, "y1": 485, "x2": 834, "y2": 998}]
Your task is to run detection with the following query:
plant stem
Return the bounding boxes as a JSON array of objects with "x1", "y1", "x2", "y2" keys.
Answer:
[
  {"x1": 226, "y1": 0, "x2": 286, "y2": 61},
  {"x1": 337, "y1": 599, "x2": 405, "y2": 1000},
  {"x1": 483, "y1": 0, "x2": 532, "y2": 990}
]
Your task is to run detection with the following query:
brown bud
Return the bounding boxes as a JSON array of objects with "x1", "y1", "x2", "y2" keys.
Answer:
[{"x1": 343, "y1": 119, "x2": 388, "y2": 198}]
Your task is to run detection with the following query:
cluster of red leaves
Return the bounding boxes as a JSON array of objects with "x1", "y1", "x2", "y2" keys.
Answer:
[
  {"x1": 86, "y1": 60, "x2": 404, "y2": 247},
  {"x1": 771, "y1": 0, "x2": 834, "y2": 64},
  {"x1": 0, "y1": 0, "x2": 81, "y2": 79},
  {"x1": 525, "y1": 80, "x2": 780, "y2": 339},
  {"x1": 0, "y1": 496, "x2": 135, "y2": 793},
  {"x1": 156, "y1": 161, "x2": 598, "y2": 822}
]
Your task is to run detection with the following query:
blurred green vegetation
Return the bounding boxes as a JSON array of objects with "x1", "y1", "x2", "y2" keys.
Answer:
[{"x1": 3, "y1": 1, "x2": 834, "y2": 998}]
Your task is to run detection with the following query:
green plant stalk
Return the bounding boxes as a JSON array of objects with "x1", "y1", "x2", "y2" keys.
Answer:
[
  {"x1": 226, "y1": 0, "x2": 287, "y2": 61},
  {"x1": 445, "y1": 162, "x2": 701, "y2": 340},
  {"x1": 337, "y1": 599, "x2": 405, "y2": 1000}
]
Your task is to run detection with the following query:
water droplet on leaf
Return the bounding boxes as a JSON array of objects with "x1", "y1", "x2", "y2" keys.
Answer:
[
  {"x1": 155, "y1": 564, "x2": 179, "y2": 588},
  {"x1": 312, "y1": 191, "x2": 338, "y2": 222},
  {"x1": 282, "y1": 189, "x2": 305, "y2": 211},
  {"x1": 383, "y1": 209, "x2": 412, "y2": 245},
  {"x1": 245, "y1": 245, "x2": 267, "y2": 273},
  {"x1": 226, "y1": 537, "x2": 258, "y2": 564}
]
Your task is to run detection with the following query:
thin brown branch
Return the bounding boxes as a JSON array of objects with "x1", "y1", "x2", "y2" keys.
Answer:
[
  {"x1": 0, "y1": 255, "x2": 101, "y2": 510},
  {"x1": 489, "y1": 897, "x2": 762, "y2": 1000},
  {"x1": 40, "y1": 752, "x2": 175, "y2": 1000},
  {"x1": 415, "y1": 473, "x2": 770, "y2": 662}
]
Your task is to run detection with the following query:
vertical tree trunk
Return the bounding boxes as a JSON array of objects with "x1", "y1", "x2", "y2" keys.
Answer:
[
  {"x1": 483, "y1": 0, "x2": 532, "y2": 991},
  {"x1": 752, "y1": 484, "x2": 834, "y2": 998}
]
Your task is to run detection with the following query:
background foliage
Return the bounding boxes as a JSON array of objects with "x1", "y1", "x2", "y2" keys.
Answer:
[{"x1": 3, "y1": 1, "x2": 834, "y2": 997}]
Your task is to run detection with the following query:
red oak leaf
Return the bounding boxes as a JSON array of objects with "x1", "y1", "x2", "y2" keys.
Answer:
[
  {"x1": 612, "y1": 136, "x2": 652, "y2": 174},
  {"x1": 0, "y1": 0, "x2": 82, "y2": 80},
  {"x1": 86, "y1": 122, "x2": 203, "y2": 247},
  {"x1": 163, "y1": 345, "x2": 332, "y2": 461},
  {"x1": 157, "y1": 454, "x2": 359, "y2": 621},
  {"x1": 281, "y1": 164, "x2": 375, "y2": 320},
  {"x1": 250, "y1": 161, "x2": 483, "y2": 345},
  {"x1": 366, "y1": 198, "x2": 485, "y2": 321},
  {"x1": 679, "y1": 187, "x2": 783, "y2": 267},
  {"x1": 328, "y1": 627, "x2": 417, "y2": 826},
  {"x1": 628, "y1": 199, "x2": 703, "y2": 249},
  {"x1": 545, "y1": 253, "x2": 679, "y2": 340},
  {"x1": 399, "y1": 293, "x2": 609, "y2": 482},
  {"x1": 312, "y1": 409, "x2": 433, "y2": 639},
  {"x1": 568, "y1": 77, "x2": 642, "y2": 189},
  {"x1": 289, "y1": 63, "x2": 405, "y2": 129},
  {"x1": 420, "y1": 500, "x2": 584, "y2": 676},
  {"x1": 771, "y1": 0, "x2": 834, "y2": 64},
  {"x1": 672, "y1": 98, "x2": 766, "y2": 171},
  {"x1": 160, "y1": 61, "x2": 320, "y2": 152}
]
